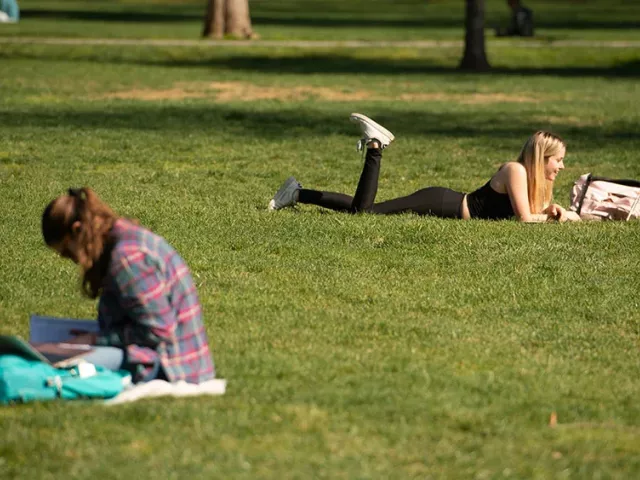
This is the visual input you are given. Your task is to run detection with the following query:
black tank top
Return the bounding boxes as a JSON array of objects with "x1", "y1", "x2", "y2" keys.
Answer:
[{"x1": 466, "y1": 182, "x2": 514, "y2": 220}]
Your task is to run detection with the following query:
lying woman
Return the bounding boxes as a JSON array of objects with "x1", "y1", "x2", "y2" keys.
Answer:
[{"x1": 269, "y1": 113, "x2": 580, "y2": 222}]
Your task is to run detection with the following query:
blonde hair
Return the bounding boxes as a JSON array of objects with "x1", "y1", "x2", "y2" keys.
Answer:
[
  {"x1": 517, "y1": 131, "x2": 566, "y2": 213},
  {"x1": 42, "y1": 187, "x2": 119, "y2": 298}
]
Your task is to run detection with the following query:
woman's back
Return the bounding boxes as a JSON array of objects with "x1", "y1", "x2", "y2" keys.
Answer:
[
  {"x1": 466, "y1": 180, "x2": 514, "y2": 220},
  {"x1": 99, "y1": 218, "x2": 215, "y2": 384}
]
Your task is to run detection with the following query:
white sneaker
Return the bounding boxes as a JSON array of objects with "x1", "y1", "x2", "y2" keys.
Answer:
[
  {"x1": 349, "y1": 113, "x2": 395, "y2": 151},
  {"x1": 268, "y1": 176, "x2": 302, "y2": 211}
]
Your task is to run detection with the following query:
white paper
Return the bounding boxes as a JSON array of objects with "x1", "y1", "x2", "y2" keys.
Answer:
[
  {"x1": 104, "y1": 379, "x2": 227, "y2": 405},
  {"x1": 29, "y1": 315, "x2": 99, "y2": 343}
]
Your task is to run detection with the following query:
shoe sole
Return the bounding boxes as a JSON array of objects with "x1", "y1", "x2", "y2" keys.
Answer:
[{"x1": 349, "y1": 113, "x2": 395, "y2": 142}]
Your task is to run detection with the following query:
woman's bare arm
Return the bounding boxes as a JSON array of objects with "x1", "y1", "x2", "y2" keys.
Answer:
[{"x1": 501, "y1": 163, "x2": 539, "y2": 222}]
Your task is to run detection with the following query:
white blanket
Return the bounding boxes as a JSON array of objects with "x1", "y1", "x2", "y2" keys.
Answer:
[{"x1": 105, "y1": 379, "x2": 226, "y2": 405}]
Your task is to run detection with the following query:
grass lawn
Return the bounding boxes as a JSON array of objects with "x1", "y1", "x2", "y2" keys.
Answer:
[{"x1": 1, "y1": 1, "x2": 640, "y2": 478}]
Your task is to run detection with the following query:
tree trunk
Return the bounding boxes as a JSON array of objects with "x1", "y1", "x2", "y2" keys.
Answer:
[
  {"x1": 459, "y1": 0, "x2": 490, "y2": 71},
  {"x1": 226, "y1": 0, "x2": 254, "y2": 38},
  {"x1": 203, "y1": 0, "x2": 254, "y2": 39},
  {"x1": 213, "y1": 0, "x2": 225, "y2": 38}
]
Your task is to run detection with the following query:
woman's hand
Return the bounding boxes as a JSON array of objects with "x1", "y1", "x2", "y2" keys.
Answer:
[{"x1": 544, "y1": 204, "x2": 568, "y2": 222}]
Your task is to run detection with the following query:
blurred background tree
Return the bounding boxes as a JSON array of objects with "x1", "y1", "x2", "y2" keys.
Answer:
[
  {"x1": 460, "y1": 0, "x2": 490, "y2": 71},
  {"x1": 203, "y1": 0, "x2": 255, "y2": 39}
]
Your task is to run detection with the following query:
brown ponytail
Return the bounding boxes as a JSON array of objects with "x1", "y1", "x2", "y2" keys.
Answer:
[{"x1": 42, "y1": 187, "x2": 119, "y2": 298}]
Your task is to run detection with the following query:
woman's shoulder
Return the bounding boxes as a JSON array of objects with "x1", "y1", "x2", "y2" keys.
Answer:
[
  {"x1": 494, "y1": 162, "x2": 527, "y2": 182},
  {"x1": 110, "y1": 221, "x2": 169, "y2": 263},
  {"x1": 497, "y1": 161, "x2": 526, "y2": 174},
  {"x1": 490, "y1": 162, "x2": 527, "y2": 193}
]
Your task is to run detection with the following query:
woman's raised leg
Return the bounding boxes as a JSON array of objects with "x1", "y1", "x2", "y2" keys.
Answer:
[{"x1": 268, "y1": 113, "x2": 395, "y2": 213}]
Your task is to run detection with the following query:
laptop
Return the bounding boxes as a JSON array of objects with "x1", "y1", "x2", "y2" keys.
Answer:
[{"x1": 0, "y1": 335, "x2": 94, "y2": 368}]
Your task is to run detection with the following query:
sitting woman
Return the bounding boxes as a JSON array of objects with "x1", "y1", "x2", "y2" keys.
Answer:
[
  {"x1": 42, "y1": 188, "x2": 215, "y2": 383},
  {"x1": 269, "y1": 113, "x2": 580, "y2": 223}
]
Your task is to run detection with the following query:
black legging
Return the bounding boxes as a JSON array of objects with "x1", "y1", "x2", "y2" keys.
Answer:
[{"x1": 298, "y1": 148, "x2": 465, "y2": 218}]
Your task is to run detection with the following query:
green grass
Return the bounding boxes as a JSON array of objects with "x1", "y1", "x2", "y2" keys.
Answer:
[
  {"x1": 2, "y1": 0, "x2": 640, "y2": 41},
  {"x1": 1, "y1": 3, "x2": 640, "y2": 478}
]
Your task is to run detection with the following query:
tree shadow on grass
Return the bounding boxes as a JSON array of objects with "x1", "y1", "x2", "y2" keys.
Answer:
[
  {"x1": 20, "y1": 8, "x2": 640, "y2": 31},
  {"x1": 20, "y1": 9, "x2": 441, "y2": 28},
  {"x1": 2, "y1": 48, "x2": 639, "y2": 79},
  {"x1": 1, "y1": 106, "x2": 637, "y2": 152},
  {"x1": 20, "y1": 9, "x2": 202, "y2": 23},
  {"x1": 151, "y1": 54, "x2": 640, "y2": 79}
]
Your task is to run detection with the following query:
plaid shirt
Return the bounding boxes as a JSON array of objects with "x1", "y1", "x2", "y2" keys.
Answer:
[{"x1": 96, "y1": 219, "x2": 215, "y2": 384}]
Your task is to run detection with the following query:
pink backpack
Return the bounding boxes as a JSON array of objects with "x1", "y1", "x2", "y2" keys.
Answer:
[{"x1": 570, "y1": 174, "x2": 640, "y2": 221}]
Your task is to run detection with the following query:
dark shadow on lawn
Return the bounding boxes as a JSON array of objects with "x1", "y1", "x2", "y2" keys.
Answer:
[
  {"x1": 21, "y1": 8, "x2": 640, "y2": 31},
  {"x1": 0, "y1": 106, "x2": 637, "y2": 151},
  {"x1": 246, "y1": 15, "x2": 640, "y2": 31},
  {"x1": 20, "y1": 9, "x2": 452, "y2": 29},
  {"x1": 21, "y1": 9, "x2": 440, "y2": 28},
  {"x1": 2, "y1": 49, "x2": 639, "y2": 79},
  {"x1": 150, "y1": 55, "x2": 640, "y2": 79},
  {"x1": 21, "y1": 9, "x2": 201, "y2": 23}
]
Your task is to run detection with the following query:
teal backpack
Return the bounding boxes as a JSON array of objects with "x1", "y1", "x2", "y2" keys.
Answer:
[{"x1": 0, "y1": 355, "x2": 131, "y2": 405}]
